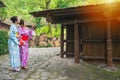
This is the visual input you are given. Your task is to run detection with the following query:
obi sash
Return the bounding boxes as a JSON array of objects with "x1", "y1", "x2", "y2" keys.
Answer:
[{"x1": 21, "y1": 35, "x2": 28, "y2": 41}]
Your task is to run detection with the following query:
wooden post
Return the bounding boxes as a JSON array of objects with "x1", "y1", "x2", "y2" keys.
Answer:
[
  {"x1": 61, "y1": 24, "x2": 64, "y2": 58},
  {"x1": 106, "y1": 18, "x2": 113, "y2": 67},
  {"x1": 74, "y1": 22, "x2": 80, "y2": 63}
]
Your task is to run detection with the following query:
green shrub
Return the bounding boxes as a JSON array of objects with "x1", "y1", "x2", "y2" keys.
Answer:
[
  {"x1": 36, "y1": 43, "x2": 52, "y2": 48},
  {"x1": 46, "y1": 43, "x2": 52, "y2": 47},
  {"x1": 0, "y1": 30, "x2": 8, "y2": 55},
  {"x1": 35, "y1": 24, "x2": 61, "y2": 38}
]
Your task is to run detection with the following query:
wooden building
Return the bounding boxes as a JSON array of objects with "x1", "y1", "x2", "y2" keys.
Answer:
[
  {"x1": 30, "y1": 2, "x2": 120, "y2": 67},
  {"x1": 0, "y1": 22, "x2": 9, "y2": 30}
]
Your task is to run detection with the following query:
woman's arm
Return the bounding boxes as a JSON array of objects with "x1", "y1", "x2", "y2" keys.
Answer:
[
  {"x1": 28, "y1": 29, "x2": 33, "y2": 40},
  {"x1": 9, "y1": 25, "x2": 19, "y2": 45}
]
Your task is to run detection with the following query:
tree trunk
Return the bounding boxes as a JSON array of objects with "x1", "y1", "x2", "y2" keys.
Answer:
[
  {"x1": 46, "y1": 0, "x2": 52, "y2": 37},
  {"x1": 46, "y1": 0, "x2": 51, "y2": 10}
]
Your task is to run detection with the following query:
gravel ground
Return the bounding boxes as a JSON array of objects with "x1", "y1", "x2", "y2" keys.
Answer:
[{"x1": 0, "y1": 47, "x2": 120, "y2": 80}]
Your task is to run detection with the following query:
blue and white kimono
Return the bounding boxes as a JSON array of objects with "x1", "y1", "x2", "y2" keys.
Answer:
[{"x1": 8, "y1": 24, "x2": 20, "y2": 68}]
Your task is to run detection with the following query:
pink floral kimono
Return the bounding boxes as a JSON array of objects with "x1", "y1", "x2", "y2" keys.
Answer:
[{"x1": 18, "y1": 26, "x2": 32, "y2": 67}]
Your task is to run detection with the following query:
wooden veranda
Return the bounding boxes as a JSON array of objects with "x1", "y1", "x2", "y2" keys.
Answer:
[{"x1": 31, "y1": 2, "x2": 120, "y2": 67}]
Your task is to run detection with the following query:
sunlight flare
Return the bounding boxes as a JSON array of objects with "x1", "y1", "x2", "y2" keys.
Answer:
[{"x1": 105, "y1": 0, "x2": 114, "y2": 3}]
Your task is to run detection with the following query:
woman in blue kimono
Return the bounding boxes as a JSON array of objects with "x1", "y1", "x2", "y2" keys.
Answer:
[{"x1": 8, "y1": 16, "x2": 21, "y2": 71}]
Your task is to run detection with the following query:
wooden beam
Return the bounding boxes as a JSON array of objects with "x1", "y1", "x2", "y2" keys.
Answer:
[
  {"x1": 61, "y1": 24, "x2": 64, "y2": 58},
  {"x1": 106, "y1": 19, "x2": 113, "y2": 67},
  {"x1": 30, "y1": 5, "x2": 100, "y2": 17},
  {"x1": 74, "y1": 21, "x2": 80, "y2": 63},
  {"x1": 83, "y1": 56, "x2": 120, "y2": 61},
  {"x1": 66, "y1": 25, "x2": 68, "y2": 55},
  {"x1": 48, "y1": 10, "x2": 100, "y2": 17},
  {"x1": 82, "y1": 40, "x2": 106, "y2": 43},
  {"x1": 46, "y1": 16, "x2": 53, "y2": 23},
  {"x1": 31, "y1": 2, "x2": 120, "y2": 17},
  {"x1": 53, "y1": 18, "x2": 106, "y2": 24}
]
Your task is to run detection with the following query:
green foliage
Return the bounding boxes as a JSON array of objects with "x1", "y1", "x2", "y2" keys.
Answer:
[
  {"x1": 46, "y1": 43, "x2": 52, "y2": 47},
  {"x1": 36, "y1": 25, "x2": 49, "y2": 36},
  {"x1": 35, "y1": 17, "x2": 42, "y2": 28},
  {"x1": 35, "y1": 28, "x2": 41, "y2": 36},
  {"x1": 0, "y1": 0, "x2": 85, "y2": 22},
  {"x1": 40, "y1": 26, "x2": 49, "y2": 34},
  {"x1": 36, "y1": 43, "x2": 52, "y2": 48},
  {"x1": 0, "y1": 0, "x2": 85, "y2": 39},
  {"x1": 0, "y1": 30, "x2": 8, "y2": 55},
  {"x1": 56, "y1": 0, "x2": 69, "y2": 8},
  {"x1": 52, "y1": 26, "x2": 61, "y2": 38},
  {"x1": 0, "y1": 7, "x2": 7, "y2": 21},
  {"x1": 35, "y1": 24, "x2": 61, "y2": 38}
]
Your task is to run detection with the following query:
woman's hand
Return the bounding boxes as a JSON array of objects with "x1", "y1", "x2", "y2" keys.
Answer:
[
  {"x1": 22, "y1": 41, "x2": 26, "y2": 46},
  {"x1": 19, "y1": 39, "x2": 23, "y2": 46},
  {"x1": 19, "y1": 35, "x2": 22, "y2": 38},
  {"x1": 19, "y1": 39, "x2": 26, "y2": 46}
]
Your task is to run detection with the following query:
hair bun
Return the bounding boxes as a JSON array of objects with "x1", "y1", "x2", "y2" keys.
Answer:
[
  {"x1": 19, "y1": 19, "x2": 24, "y2": 25},
  {"x1": 10, "y1": 16, "x2": 18, "y2": 23},
  {"x1": 10, "y1": 17, "x2": 13, "y2": 21}
]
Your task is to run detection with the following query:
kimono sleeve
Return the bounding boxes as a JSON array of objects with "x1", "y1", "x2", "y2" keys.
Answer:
[
  {"x1": 18, "y1": 27, "x2": 22, "y2": 35},
  {"x1": 28, "y1": 29, "x2": 33, "y2": 40},
  {"x1": 18, "y1": 27, "x2": 22, "y2": 40},
  {"x1": 9, "y1": 25, "x2": 19, "y2": 45}
]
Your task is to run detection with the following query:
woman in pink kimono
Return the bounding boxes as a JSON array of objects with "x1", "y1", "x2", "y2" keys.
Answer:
[{"x1": 18, "y1": 19, "x2": 32, "y2": 69}]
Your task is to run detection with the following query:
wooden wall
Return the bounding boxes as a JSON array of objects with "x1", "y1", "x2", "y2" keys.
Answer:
[
  {"x1": 82, "y1": 22, "x2": 106, "y2": 61},
  {"x1": 112, "y1": 21, "x2": 120, "y2": 61},
  {"x1": 66, "y1": 25, "x2": 74, "y2": 57},
  {"x1": 0, "y1": 23, "x2": 9, "y2": 30},
  {"x1": 64, "y1": 21, "x2": 120, "y2": 62}
]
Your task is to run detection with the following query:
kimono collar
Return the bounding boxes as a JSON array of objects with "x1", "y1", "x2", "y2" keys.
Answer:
[{"x1": 13, "y1": 23, "x2": 19, "y2": 27}]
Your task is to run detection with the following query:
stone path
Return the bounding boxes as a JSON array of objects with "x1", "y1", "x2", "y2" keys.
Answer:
[
  {"x1": 0, "y1": 47, "x2": 62, "y2": 80},
  {"x1": 0, "y1": 47, "x2": 120, "y2": 80}
]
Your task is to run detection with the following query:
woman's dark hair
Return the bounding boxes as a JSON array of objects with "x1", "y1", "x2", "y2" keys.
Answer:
[
  {"x1": 10, "y1": 16, "x2": 18, "y2": 23},
  {"x1": 19, "y1": 19, "x2": 24, "y2": 25}
]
